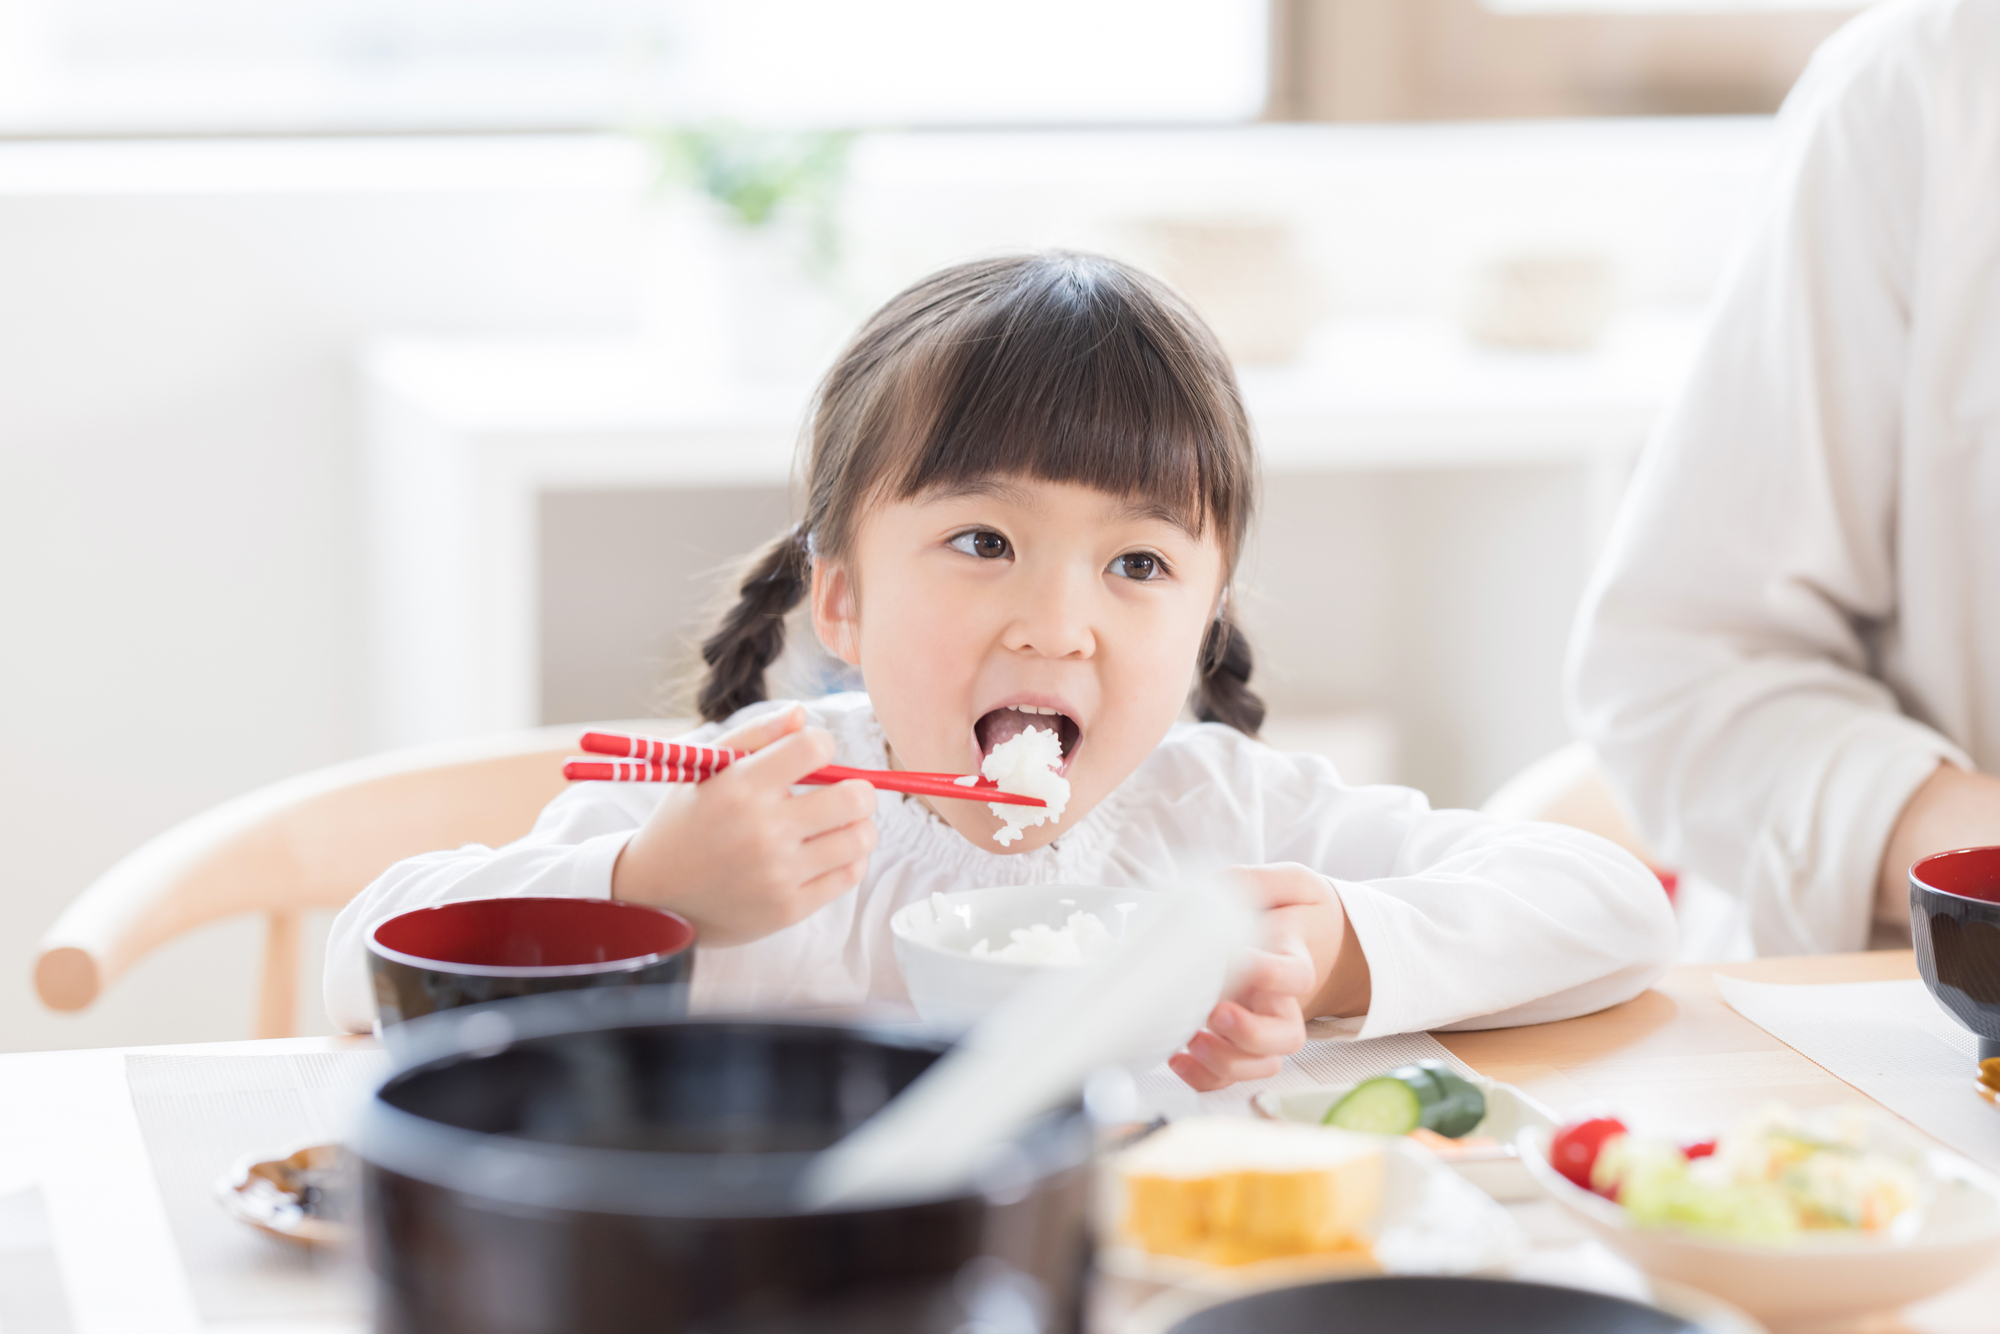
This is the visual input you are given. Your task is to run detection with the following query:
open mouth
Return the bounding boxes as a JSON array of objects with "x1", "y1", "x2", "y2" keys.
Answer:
[{"x1": 974, "y1": 704, "x2": 1082, "y2": 776}]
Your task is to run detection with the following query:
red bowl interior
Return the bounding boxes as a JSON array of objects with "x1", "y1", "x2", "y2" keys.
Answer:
[
  {"x1": 1911, "y1": 847, "x2": 2000, "y2": 906},
  {"x1": 371, "y1": 897, "x2": 695, "y2": 970}
]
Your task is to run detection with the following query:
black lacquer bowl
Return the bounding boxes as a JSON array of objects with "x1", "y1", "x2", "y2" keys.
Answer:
[
  {"x1": 1911, "y1": 846, "x2": 2000, "y2": 1061},
  {"x1": 366, "y1": 895, "x2": 695, "y2": 1027},
  {"x1": 351, "y1": 991, "x2": 1094, "y2": 1334},
  {"x1": 1158, "y1": 1277, "x2": 1703, "y2": 1334}
]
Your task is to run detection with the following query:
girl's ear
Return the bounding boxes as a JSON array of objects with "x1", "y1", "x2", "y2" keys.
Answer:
[{"x1": 811, "y1": 560, "x2": 862, "y2": 666}]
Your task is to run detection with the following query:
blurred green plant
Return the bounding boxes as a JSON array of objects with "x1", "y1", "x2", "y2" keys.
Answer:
[{"x1": 646, "y1": 124, "x2": 851, "y2": 267}]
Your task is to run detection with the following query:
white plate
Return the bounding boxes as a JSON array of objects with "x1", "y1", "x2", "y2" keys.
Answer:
[
  {"x1": 213, "y1": 1142, "x2": 345, "y2": 1247},
  {"x1": 1251, "y1": 1074, "x2": 1558, "y2": 1202},
  {"x1": 1098, "y1": 1135, "x2": 1528, "y2": 1304},
  {"x1": 1517, "y1": 1119, "x2": 2000, "y2": 1329}
]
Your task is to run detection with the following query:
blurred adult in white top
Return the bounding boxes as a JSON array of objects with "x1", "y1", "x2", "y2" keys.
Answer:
[{"x1": 1569, "y1": 0, "x2": 2000, "y2": 956}]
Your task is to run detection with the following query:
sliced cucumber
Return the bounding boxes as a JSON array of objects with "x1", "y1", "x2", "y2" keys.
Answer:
[
  {"x1": 1387, "y1": 1063, "x2": 1446, "y2": 1111},
  {"x1": 1327, "y1": 1063, "x2": 1488, "y2": 1140},
  {"x1": 1400, "y1": 1061, "x2": 1487, "y2": 1138},
  {"x1": 1324, "y1": 1076, "x2": 1422, "y2": 1134}
]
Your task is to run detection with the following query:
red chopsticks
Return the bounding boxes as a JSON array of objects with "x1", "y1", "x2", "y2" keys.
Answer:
[{"x1": 564, "y1": 730, "x2": 1045, "y2": 808}]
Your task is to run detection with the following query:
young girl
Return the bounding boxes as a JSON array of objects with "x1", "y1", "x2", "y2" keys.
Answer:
[{"x1": 327, "y1": 253, "x2": 1674, "y2": 1090}]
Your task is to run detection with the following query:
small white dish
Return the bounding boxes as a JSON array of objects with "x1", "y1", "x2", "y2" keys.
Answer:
[
  {"x1": 1517, "y1": 1119, "x2": 2000, "y2": 1330},
  {"x1": 1251, "y1": 1074, "x2": 1558, "y2": 1202},
  {"x1": 214, "y1": 1142, "x2": 346, "y2": 1247},
  {"x1": 1098, "y1": 1135, "x2": 1528, "y2": 1303},
  {"x1": 891, "y1": 885, "x2": 1219, "y2": 1065}
]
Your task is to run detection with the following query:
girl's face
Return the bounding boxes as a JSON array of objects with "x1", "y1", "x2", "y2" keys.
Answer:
[{"x1": 811, "y1": 476, "x2": 1227, "y2": 852}]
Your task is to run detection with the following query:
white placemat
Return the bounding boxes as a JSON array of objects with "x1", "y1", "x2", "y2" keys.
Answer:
[
  {"x1": 126, "y1": 1051, "x2": 389, "y2": 1324},
  {"x1": 1131, "y1": 1026, "x2": 1472, "y2": 1120},
  {"x1": 1715, "y1": 976, "x2": 2000, "y2": 1173}
]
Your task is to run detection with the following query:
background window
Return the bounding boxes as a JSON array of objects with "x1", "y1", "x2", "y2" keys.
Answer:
[{"x1": 0, "y1": 0, "x2": 1270, "y2": 136}]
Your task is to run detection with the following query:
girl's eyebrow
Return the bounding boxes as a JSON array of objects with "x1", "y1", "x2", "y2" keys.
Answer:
[
  {"x1": 924, "y1": 479, "x2": 1201, "y2": 539},
  {"x1": 1115, "y1": 499, "x2": 1202, "y2": 539},
  {"x1": 925, "y1": 477, "x2": 1038, "y2": 506}
]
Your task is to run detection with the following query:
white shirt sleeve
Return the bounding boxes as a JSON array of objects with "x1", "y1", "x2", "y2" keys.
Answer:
[
  {"x1": 322, "y1": 770, "x2": 670, "y2": 1034},
  {"x1": 1566, "y1": 4, "x2": 1969, "y2": 956},
  {"x1": 1243, "y1": 741, "x2": 1677, "y2": 1040}
]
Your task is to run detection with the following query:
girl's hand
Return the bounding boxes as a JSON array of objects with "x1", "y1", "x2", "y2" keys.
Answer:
[
  {"x1": 610, "y1": 706, "x2": 879, "y2": 947},
  {"x1": 1168, "y1": 863, "x2": 1371, "y2": 1092},
  {"x1": 1170, "y1": 925, "x2": 1313, "y2": 1091}
]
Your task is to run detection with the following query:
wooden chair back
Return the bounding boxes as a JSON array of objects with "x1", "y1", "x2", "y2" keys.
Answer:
[{"x1": 31, "y1": 724, "x2": 665, "y2": 1038}]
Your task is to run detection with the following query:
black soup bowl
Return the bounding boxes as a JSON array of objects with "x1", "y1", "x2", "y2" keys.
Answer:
[
  {"x1": 367, "y1": 895, "x2": 695, "y2": 1028},
  {"x1": 1154, "y1": 1277, "x2": 1703, "y2": 1334},
  {"x1": 351, "y1": 990, "x2": 1094, "y2": 1334},
  {"x1": 1911, "y1": 846, "x2": 2000, "y2": 1061}
]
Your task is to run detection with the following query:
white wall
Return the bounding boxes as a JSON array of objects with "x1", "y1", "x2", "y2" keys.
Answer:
[
  {"x1": 0, "y1": 138, "x2": 653, "y2": 1050},
  {"x1": 0, "y1": 121, "x2": 1772, "y2": 1051}
]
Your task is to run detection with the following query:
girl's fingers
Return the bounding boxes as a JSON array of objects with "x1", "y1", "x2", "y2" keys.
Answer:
[
  {"x1": 797, "y1": 815, "x2": 878, "y2": 880},
  {"x1": 1206, "y1": 996, "x2": 1305, "y2": 1058},
  {"x1": 711, "y1": 703, "x2": 807, "y2": 754},
  {"x1": 1171, "y1": 988, "x2": 1307, "y2": 1090},
  {"x1": 797, "y1": 858, "x2": 870, "y2": 910},
  {"x1": 723, "y1": 726, "x2": 837, "y2": 791},
  {"x1": 1171, "y1": 1031, "x2": 1286, "y2": 1091},
  {"x1": 1230, "y1": 942, "x2": 1315, "y2": 1001},
  {"x1": 1230, "y1": 862, "x2": 1330, "y2": 912},
  {"x1": 788, "y1": 778, "x2": 878, "y2": 836},
  {"x1": 1167, "y1": 1051, "x2": 1229, "y2": 1093}
]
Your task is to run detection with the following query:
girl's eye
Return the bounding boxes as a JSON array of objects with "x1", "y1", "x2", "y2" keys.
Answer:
[
  {"x1": 948, "y1": 529, "x2": 1011, "y2": 560},
  {"x1": 1109, "y1": 551, "x2": 1166, "y2": 582}
]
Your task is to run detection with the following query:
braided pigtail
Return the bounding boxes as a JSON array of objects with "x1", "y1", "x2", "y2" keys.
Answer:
[
  {"x1": 1193, "y1": 611, "x2": 1265, "y2": 736},
  {"x1": 695, "y1": 527, "x2": 812, "y2": 723}
]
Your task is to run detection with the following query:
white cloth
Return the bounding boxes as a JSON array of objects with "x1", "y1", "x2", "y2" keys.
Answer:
[
  {"x1": 326, "y1": 694, "x2": 1674, "y2": 1037},
  {"x1": 1568, "y1": 0, "x2": 1995, "y2": 957}
]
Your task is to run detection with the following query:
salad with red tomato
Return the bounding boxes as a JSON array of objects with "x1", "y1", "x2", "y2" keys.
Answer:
[{"x1": 1546, "y1": 1104, "x2": 1925, "y2": 1244}]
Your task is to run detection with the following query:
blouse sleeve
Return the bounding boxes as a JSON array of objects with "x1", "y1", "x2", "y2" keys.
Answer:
[
  {"x1": 320, "y1": 731, "x2": 712, "y2": 1033},
  {"x1": 1565, "y1": 4, "x2": 1967, "y2": 955},
  {"x1": 1229, "y1": 737, "x2": 1677, "y2": 1040}
]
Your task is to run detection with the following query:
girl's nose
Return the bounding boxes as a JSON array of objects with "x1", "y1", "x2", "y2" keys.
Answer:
[{"x1": 1001, "y1": 561, "x2": 1096, "y2": 659}]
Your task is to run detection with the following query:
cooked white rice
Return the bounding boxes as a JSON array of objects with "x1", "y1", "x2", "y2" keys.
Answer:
[
  {"x1": 970, "y1": 910, "x2": 1115, "y2": 965},
  {"x1": 981, "y1": 724, "x2": 1069, "y2": 846}
]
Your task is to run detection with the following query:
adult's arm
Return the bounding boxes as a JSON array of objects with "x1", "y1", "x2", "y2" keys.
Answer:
[{"x1": 1567, "y1": 4, "x2": 1969, "y2": 955}]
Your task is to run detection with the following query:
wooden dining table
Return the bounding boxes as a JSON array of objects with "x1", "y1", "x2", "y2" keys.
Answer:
[{"x1": 4, "y1": 950, "x2": 1996, "y2": 1333}]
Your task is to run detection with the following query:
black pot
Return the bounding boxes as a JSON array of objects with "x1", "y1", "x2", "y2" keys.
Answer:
[
  {"x1": 1162, "y1": 1277, "x2": 1702, "y2": 1334},
  {"x1": 367, "y1": 895, "x2": 696, "y2": 1027},
  {"x1": 351, "y1": 991, "x2": 1094, "y2": 1334},
  {"x1": 1911, "y1": 846, "x2": 2000, "y2": 1062}
]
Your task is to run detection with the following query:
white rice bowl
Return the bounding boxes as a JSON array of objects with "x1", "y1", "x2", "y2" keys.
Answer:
[{"x1": 891, "y1": 885, "x2": 1222, "y2": 1064}]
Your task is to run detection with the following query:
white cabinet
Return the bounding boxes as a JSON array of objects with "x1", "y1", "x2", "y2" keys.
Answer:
[{"x1": 362, "y1": 312, "x2": 1700, "y2": 803}]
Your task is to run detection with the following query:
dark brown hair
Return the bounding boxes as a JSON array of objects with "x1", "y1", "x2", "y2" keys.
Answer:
[{"x1": 695, "y1": 251, "x2": 1263, "y2": 733}]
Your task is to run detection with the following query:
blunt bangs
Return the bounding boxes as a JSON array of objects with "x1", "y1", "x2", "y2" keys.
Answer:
[{"x1": 882, "y1": 255, "x2": 1250, "y2": 556}]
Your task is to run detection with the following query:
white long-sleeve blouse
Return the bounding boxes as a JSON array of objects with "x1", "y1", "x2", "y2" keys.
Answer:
[
  {"x1": 1568, "y1": 0, "x2": 1997, "y2": 956},
  {"x1": 326, "y1": 694, "x2": 1675, "y2": 1037}
]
